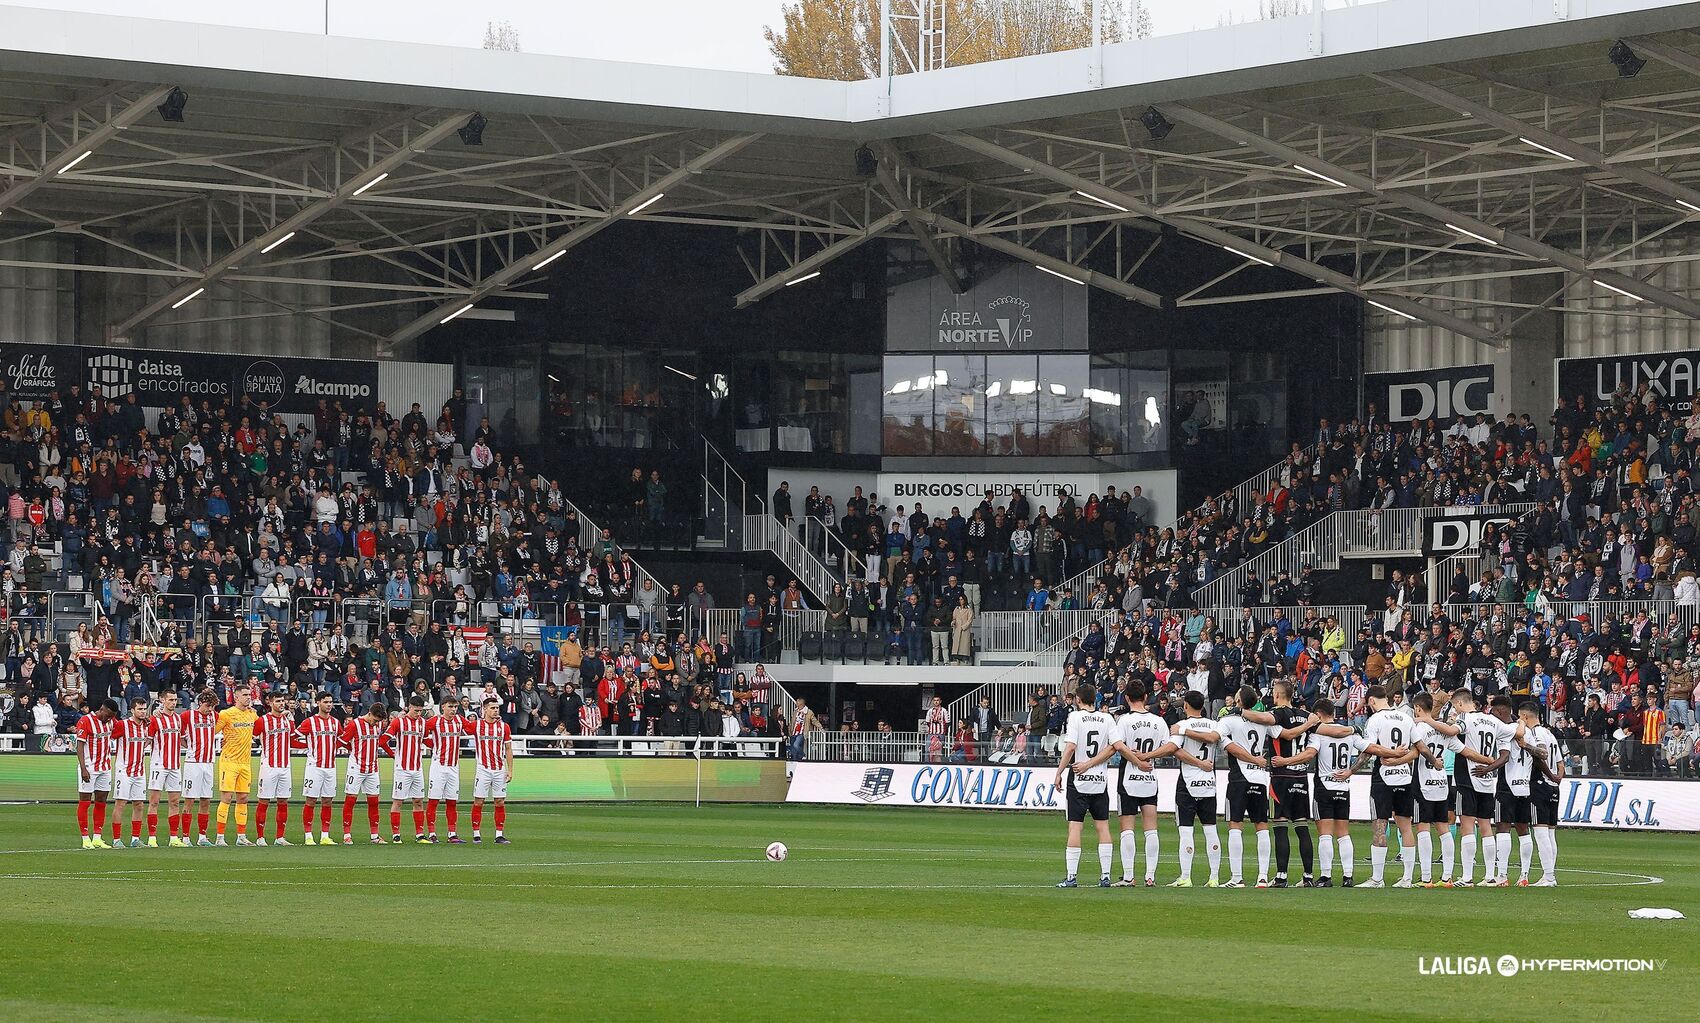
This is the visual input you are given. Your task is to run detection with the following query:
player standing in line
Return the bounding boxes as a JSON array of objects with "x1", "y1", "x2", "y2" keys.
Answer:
[
  {"x1": 1054, "y1": 683, "x2": 1116, "y2": 888},
  {"x1": 1147, "y1": 691, "x2": 1222, "y2": 888},
  {"x1": 340, "y1": 702, "x2": 390, "y2": 844},
  {"x1": 145, "y1": 692, "x2": 188, "y2": 847},
  {"x1": 109, "y1": 702, "x2": 152, "y2": 848},
  {"x1": 251, "y1": 692, "x2": 296, "y2": 846},
  {"x1": 1449, "y1": 689, "x2": 1523, "y2": 887},
  {"x1": 1349, "y1": 686, "x2": 1421, "y2": 888},
  {"x1": 294, "y1": 693, "x2": 342, "y2": 845},
  {"x1": 425, "y1": 696, "x2": 468, "y2": 843},
  {"x1": 1218, "y1": 686, "x2": 1276, "y2": 888},
  {"x1": 1076, "y1": 682, "x2": 1167, "y2": 886},
  {"x1": 214, "y1": 687, "x2": 258, "y2": 846},
  {"x1": 387, "y1": 696, "x2": 430, "y2": 843},
  {"x1": 470, "y1": 698, "x2": 513, "y2": 844},
  {"x1": 1518, "y1": 703, "x2": 1563, "y2": 887},
  {"x1": 74, "y1": 699, "x2": 119, "y2": 848},
  {"x1": 1491, "y1": 696, "x2": 1537, "y2": 886},
  {"x1": 181, "y1": 692, "x2": 219, "y2": 845},
  {"x1": 1271, "y1": 699, "x2": 1360, "y2": 886},
  {"x1": 1409, "y1": 693, "x2": 1463, "y2": 886},
  {"x1": 1266, "y1": 680, "x2": 1349, "y2": 887}
]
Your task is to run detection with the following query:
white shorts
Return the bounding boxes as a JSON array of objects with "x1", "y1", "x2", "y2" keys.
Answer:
[
  {"x1": 183, "y1": 763, "x2": 215, "y2": 799},
  {"x1": 303, "y1": 766, "x2": 338, "y2": 799},
  {"x1": 428, "y1": 765, "x2": 461, "y2": 801},
  {"x1": 77, "y1": 768, "x2": 113, "y2": 795},
  {"x1": 148, "y1": 766, "x2": 183, "y2": 794},
  {"x1": 473, "y1": 766, "x2": 508, "y2": 800},
  {"x1": 113, "y1": 772, "x2": 147, "y2": 802},
  {"x1": 258, "y1": 766, "x2": 293, "y2": 800},
  {"x1": 345, "y1": 768, "x2": 380, "y2": 796},
  {"x1": 391, "y1": 769, "x2": 425, "y2": 801}
]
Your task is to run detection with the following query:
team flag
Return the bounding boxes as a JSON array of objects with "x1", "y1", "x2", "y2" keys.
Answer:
[{"x1": 540, "y1": 625, "x2": 575, "y2": 681}]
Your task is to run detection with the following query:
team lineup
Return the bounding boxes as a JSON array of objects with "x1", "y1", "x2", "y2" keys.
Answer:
[
  {"x1": 1052, "y1": 681, "x2": 1566, "y2": 890},
  {"x1": 71, "y1": 691, "x2": 516, "y2": 848}
]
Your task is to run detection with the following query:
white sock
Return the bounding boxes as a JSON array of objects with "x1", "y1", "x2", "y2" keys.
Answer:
[
  {"x1": 1203, "y1": 824, "x2": 1221, "y2": 881},
  {"x1": 1143, "y1": 829, "x2": 1160, "y2": 882},
  {"x1": 1256, "y1": 829, "x2": 1271, "y2": 881},
  {"x1": 1178, "y1": 825, "x2": 1195, "y2": 880},
  {"x1": 1319, "y1": 834, "x2": 1335, "y2": 879},
  {"x1": 1460, "y1": 834, "x2": 1477, "y2": 882},
  {"x1": 1399, "y1": 846, "x2": 1414, "y2": 883},
  {"x1": 1119, "y1": 830, "x2": 1138, "y2": 880},
  {"x1": 1534, "y1": 826, "x2": 1556, "y2": 881},
  {"x1": 1519, "y1": 835, "x2": 1534, "y2": 880},
  {"x1": 1097, "y1": 842, "x2": 1113, "y2": 879},
  {"x1": 1065, "y1": 845, "x2": 1081, "y2": 880},
  {"x1": 1417, "y1": 831, "x2": 1433, "y2": 881},
  {"x1": 1371, "y1": 843, "x2": 1387, "y2": 883},
  {"x1": 1228, "y1": 829, "x2": 1244, "y2": 882},
  {"x1": 1494, "y1": 832, "x2": 1511, "y2": 880},
  {"x1": 1338, "y1": 835, "x2": 1354, "y2": 879},
  {"x1": 1440, "y1": 831, "x2": 1456, "y2": 881}
]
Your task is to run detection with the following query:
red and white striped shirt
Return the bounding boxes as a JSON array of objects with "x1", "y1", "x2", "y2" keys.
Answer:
[
  {"x1": 252, "y1": 712, "x2": 294, "y2": 770},
  {"x1": 75, "y1": 714, "x2": 114, "y2": 772},
  {"x1": 294, "y1": 714, "x2": 342, "y2": 771},
  {"x1": 470, "y1": 718, "x2": 511, "y2": 771},
  {"x1": 341, "y1": 718, "x2": 386, "y2": 774},
  {"x1": 426, "y1": 714, "x2": 467, "y2": 768},
  {"x1": 112, "y1": 718, "x2": 149, "y2": 777},
  {"x1": 184, "y1": 709, "x2": 218, "y2": 763},
  {"x1": 386, "y1": 714, "x2": 427, "y2": 772},
  {"x1": 578, "y1": 703, "x2": 602, "y2": 737},
  {"x1": 147, "y1": 713, "x2": 185, "y2": 772}
]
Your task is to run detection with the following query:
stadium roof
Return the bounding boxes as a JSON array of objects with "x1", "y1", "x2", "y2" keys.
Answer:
[{"x1": 5, "y1": 0, "x2": 1700, "y2": 353}]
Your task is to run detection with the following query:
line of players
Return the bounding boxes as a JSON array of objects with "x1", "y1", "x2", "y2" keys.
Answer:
[
  {"x1": 1052, "y1": 679, "x2": 1565, "y2": 889},
  {"x1": 71, "y1": 688, "x2": 516, "y2": 848}
]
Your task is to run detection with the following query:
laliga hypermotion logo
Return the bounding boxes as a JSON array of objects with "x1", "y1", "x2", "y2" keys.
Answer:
[{"x1": 986, "y1": 295, "x2": 1033, "y2": 349}]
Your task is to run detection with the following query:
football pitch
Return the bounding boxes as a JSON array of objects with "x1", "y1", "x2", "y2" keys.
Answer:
[{"x1": 0, "y1": 803, "x2": 1690, "y2": 1022}]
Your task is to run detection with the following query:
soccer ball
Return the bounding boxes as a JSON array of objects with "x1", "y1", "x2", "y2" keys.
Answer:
[{"x1": 765, "y1": 842, "x2": 788, "y2": 862}]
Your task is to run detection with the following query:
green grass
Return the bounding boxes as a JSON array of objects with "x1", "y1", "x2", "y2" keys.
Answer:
[{"x1": 0, "y1": 803, "x2": 1692, "y2": 1022}]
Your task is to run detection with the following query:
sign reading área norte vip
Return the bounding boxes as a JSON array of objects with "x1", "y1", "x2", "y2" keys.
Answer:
[{"x1": 886, "y1": 261, "x2": 1089, "y2": 352}]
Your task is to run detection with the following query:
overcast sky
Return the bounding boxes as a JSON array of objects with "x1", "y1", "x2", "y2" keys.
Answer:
[{"x1": 13, "y1": 0, "x2": 1302, "y2": 73}]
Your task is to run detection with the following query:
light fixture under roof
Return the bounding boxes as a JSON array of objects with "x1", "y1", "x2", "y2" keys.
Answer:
[
  {"x1": 1518, "y1": 137, "x2": 1575, "y2": 162},
  {"x1": 1367, "y1": 299, "x2": 1416, "y2": 321},
  {"x1": 1075, "y1": 190, "x2": 1129, "y2": 213},
  {"x1": 1223, "y1": 244, "x2": 1272, "y2": 267},
  {"x1": 170, "y1": 287, "x2": 204, "y2": 310},
  {"x1": 628, "y1": 193, "x2": 666, "y2": 215},
  {"x1": 1034, "y1": 264, "x2": 1085, "y2": 286},
  {"x1": 534, "y1": 249, "x2": 567, "y2": 271},
  {"x1": 58, "y1": 151, "x2": 92, "y2": 174},
  {"x1": 351, "y1": 171, "x2": 388, "y2": 196},
  {"x1": 1445, "y1": 223, "x2": 1499, "y2": 247},
  {"x1": 1292, "y1": 164, "x2": 1348, "y2": 189},
  {"x1": 439, "y1": 303, "x2": 474, "y2": 324},
  {"x1": 259, "y1": 231, "x2": 296, "y2": 255},
  {"x1": 1598, "y1": 280, "x2": 1645, "y2": 302},
  {"x1": 785, "y1": 270, "x2": 821, "y2": 287}
]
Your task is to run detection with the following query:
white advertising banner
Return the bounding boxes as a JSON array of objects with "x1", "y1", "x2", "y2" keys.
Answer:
[{"x1": 788, "y1": 762, "x2": 1700, "y2": 831}]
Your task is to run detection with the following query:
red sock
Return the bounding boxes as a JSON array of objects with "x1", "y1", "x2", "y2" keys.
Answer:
[
  {"x1": 197, "y1": 811, "x2": 209, "y2": 837},
  {"x1": 130, "y1": 818, "x2": 142, "y2": 839},
  {"x1": 367, "y1": 796, "x2": 380, "y2": 833},
  {"x1": 256, "y1": 802, "x2": 269, "y2": 830},
  {"x1": 426, "y1": 799, "x2": 439, "y2": 833},
  {"x1": 445, "y1": 801, "x2": 458, "y2": 833},
  {"x1": 147, "y1": 812, "x2": 158, "y2": 837},
  {"x1": 303, "y1": 804, "x2": 315, "y2": 833},
  {"x1": 342, "y1": 795, "x2": 357, "y2": 834},
  {"x1": 77, "y1": 799, "x2": 90, "y2": 837},
  {"x1": 167, "y1": 812, "x2": 177, "y2": 838},
  {"x1": 93, "y1": 802, "x2": 106, "y2": 834},
  {"x1": 390, "y1": 810, "x2": 401, "y2": 835},
  {"x1": 494, "y1": 805, "x2": 505, "y2": 832},
  {"x1": 320, "y1": 804, "x2": 332, "y2": 833},
  {"x1": 412, "y1": 809, "x2": 425, "y2": 835},
  {"x1": 471, "y1": 803, "x2": 482, "y2": 830}
]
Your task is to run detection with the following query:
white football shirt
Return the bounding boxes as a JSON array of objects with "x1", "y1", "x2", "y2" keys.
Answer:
[
  {"x1": 1117, "y1": 711, "x2": 1169, "y2": 798},
  {"x1": 1362, "y1": 708, "x2": 1416, "y2": 786},
  {"x1": 1172, "y1": 716, "x2": 1221, "y2": 796},
  {"x1": 1064, "y1": 709, "x2": 1116, "y2": 796}
]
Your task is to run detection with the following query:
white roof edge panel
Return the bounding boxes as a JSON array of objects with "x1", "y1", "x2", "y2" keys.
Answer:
[{"x1": 0, "y1": 0, "x2": 1697, "y2": 139}]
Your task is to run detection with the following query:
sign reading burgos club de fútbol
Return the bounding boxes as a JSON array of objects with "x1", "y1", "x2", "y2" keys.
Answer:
[{"x1": 886, "y1": 261, "x2": 1089, "y2": 353}]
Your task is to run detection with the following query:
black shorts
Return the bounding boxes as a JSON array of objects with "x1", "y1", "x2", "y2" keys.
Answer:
[
  {"x1": 1417, "y1": 792, "x2": 1453, "y2": 824},
  {"x1": 1313, "y1": 787, "x2": 1352, "y2": 821},
  {"x1": 1496, "y1": 790, "x2": 1532, "y2": 826},
  {"x1": 1227, "y1": 777, "x2": 1269, "y2": 824},
  {"x1": 1458, "y1": 787, "x2": 1497, "y2": 821},
  {"x1": 1531, "y1": 783, "x2": 1559, "y2": 827},
  {"x1": 1270, "y1": 775, "x2": 1311, "y2": 820},
  {"x1": 1120, "y1": 792, "x2": 1159, "y2": 813},
  {"x1": 1175, "y1": 780, "x2": 1217, "y2": 827},
  {"x1": 1066, "y1": 781, "x2": 1110, "y2": 823},
  {"x1": 1370, "y1": 776, "x2": 1416, "y2": 820}
]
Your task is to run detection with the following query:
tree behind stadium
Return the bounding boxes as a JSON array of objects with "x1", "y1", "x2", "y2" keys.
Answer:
[{"x1": 765, "y1": 0, "x2": 1153, "y2": 80}]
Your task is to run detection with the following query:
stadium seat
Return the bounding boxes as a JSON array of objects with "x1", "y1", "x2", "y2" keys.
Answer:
[
  {"x1": 822, "y1": 632, "x2": 845, "y2": 662},
  {"x1": 798, "y1": 630, "x2": 823, "y2": 662}
]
